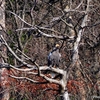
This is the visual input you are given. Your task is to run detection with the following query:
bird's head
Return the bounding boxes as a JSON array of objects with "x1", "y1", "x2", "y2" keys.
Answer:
[{"x1": 55, "y1": 44, "x2": 60, "y2": 49}]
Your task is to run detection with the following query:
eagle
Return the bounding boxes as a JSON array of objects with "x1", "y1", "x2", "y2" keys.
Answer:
[{"x1": 48, "y1": 44, "x2": 61, "y2": 68}]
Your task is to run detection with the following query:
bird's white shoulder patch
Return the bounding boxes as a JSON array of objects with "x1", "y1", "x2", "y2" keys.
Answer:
[{"x1": 48, "y1": 52, "x2": 52, "y2": 58}]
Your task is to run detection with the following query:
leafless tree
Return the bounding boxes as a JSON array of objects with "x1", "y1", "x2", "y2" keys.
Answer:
[{"x1": 0, "y1": 0, "x2": 100, "y2": 100}]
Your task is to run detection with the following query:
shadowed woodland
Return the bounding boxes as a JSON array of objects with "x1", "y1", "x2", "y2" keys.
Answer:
[{"x1": 0, "y1": 0, "x2": 100, "y2": 100}]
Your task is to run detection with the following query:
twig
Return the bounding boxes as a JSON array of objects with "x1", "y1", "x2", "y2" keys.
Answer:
[
  {"x1": 8, "y1": 11, "x2": 32, "y2": 27},
  {"x1": 9, "y1": 74, "x2": 39, "y2": 83}
]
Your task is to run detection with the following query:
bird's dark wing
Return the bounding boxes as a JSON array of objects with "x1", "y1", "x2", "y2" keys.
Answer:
[{"x1": 48, "y1": 52, "x2": 53, "y2": 67}]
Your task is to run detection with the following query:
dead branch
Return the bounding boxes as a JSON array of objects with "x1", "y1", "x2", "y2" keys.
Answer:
[
  {"x1": 8, "y1": 11, "x2": 32, "y2": 27},
  {"x1": 9, "y1": 74, "x2": 39, "y2": 83}
]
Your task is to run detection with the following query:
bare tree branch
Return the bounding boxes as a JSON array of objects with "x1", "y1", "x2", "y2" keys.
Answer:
[
  {"x1": 8, "y1": 11, "x2": 32, "y2": 27},
  {"x1": 0, "y1": 35, "x2": 35, "y2": 68},
  {"x1": 9, "y1": 74, "x2": 39, "y2": 83},
  {"x1": 71, "y1": 0, "x2": 91, "y2": 66}
]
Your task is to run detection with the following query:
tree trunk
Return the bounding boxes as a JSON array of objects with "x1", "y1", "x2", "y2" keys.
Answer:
[
  {"x1": 62, "y1": 91, "x2": 70, "y2": 100},
  {"x1": 0, "y1": 0, "x2": 10, "y2": 100}
]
